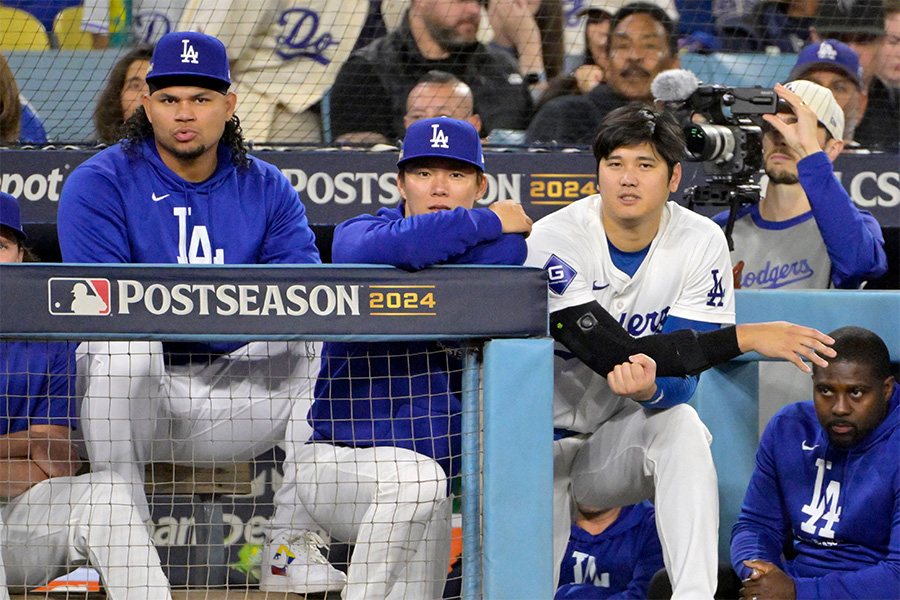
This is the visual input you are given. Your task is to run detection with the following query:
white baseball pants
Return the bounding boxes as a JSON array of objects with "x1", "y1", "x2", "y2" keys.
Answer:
[
  {"x1": 77, "y1": 339, "x2": 321, "y2": 539},
  {"x1": 0, "y1": 472, "x2": 171, "y2": 599},
  {"x1": 294, "y1": 443, "x2": 452, "y2": 600},
  {"x1": 553, "y1": 402, "x2": 719, "y2": 599}
]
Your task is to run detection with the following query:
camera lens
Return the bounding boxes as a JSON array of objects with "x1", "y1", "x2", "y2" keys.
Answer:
[{"x1": 685, "y1": 124, "x2": 736, "y2": 163}]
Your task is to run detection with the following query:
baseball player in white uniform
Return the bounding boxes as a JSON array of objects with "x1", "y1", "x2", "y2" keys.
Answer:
[
  {"x1": 178, "y1": 0, "x2": 367, "y2": 142},
  {"x1": 525, "y1": 105, "x2": 735, "y2": 599}
]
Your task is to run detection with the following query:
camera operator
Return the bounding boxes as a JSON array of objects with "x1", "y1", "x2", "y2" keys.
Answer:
[{"x1": 711, "y1": 80, "x2": 887, "y2": 291}]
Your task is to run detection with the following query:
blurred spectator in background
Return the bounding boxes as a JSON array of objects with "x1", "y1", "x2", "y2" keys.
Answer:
[
  {"x1": 0, "y1": 51, "x2": 47, "y2": 145},
  {"x1": 94, "y1": 45, "x2": 153, "y2": 145},
  {"x1": 178, "y1": 0, "x2": 367, "y2": 144},
  {"x1": 555, "y1": 502, "x2": 664, "y2": 599},
  {"x1": 526, "y1": 1, "x2": 679, "y2": 145},
  {"x1": 855, "y1": 0, "x2": 900, "y2": 151},
  {"x1": 811, "y1": 0, "x2": 884, "y2": 84},
  {"x1": 789, "y1": 39, "x2": 867, "y2": 146},
  {"x1": 487, "y1": 0, "x2": 566, "y2": 88},
  {"x1": 535, "y1": 3, "x2": 612, "y2": 112},
  {"x1": 733, "y1": 0, "x2": 817, "y2": 53},
  {"x1": 2, "y1": 0, "x2": 81, "y2": 35},
  {"x1": 382, "y1": 0, "x2": 567, "y2": 88},
  {"x1": 404, "y1": 70, "x2": 482, "y2": 133},
  {"x1": 329, "y1": 0, "x2": 533, "y2": 145},
  {"x1": 82, "y1": 0, "x2": 189, "y2": 47}
]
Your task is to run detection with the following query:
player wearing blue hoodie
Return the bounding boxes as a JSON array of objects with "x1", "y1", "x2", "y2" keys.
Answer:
[
  {"x1": 731, "y1": 326, "x2": 899, "y2": 599},
  {"x1": 297, "y1": 117, "x2": 533, "y2": 600},
  {"x1": 56, "y1": 32, "x2": 344, "y2": 594}
]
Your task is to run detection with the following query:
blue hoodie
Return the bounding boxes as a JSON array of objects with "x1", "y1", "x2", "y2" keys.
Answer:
[
  {"x1": 555, "y1": 502, "x2": 663, "y2": 599},
  {"x1": 731, "y1": 383, "x2": 900, "y2": 599},
  {"x1": 308, "y1": 204, "x2": 527, "y2": 479},
  {"x1": 57, "y1": 138, "x2": 320, "y2": 359}
]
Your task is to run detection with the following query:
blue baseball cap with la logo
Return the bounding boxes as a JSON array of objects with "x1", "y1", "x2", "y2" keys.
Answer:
[
  {"x1": 146, "y1": 31, "x2": 231, "y2": 94},
  {"x1": 789, "y1": 39, "x2": 863, "y2": 91},
  {"x1": 398, "y1": 117, "x2": 485, "y2": 172}
]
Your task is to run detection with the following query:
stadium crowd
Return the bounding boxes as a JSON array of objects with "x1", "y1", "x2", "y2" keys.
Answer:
[{"x1": 0, "y1": 0, "x2": 898, "y2": 598}]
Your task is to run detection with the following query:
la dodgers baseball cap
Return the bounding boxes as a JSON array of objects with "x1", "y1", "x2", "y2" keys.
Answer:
[
  {"x1": 789, "y1": 40, "x2": 864, "y2": 91},
  {"x1": 0, "y1": 192, "x2": 27, "y2": 242},
  {"x1": 398, "y1": 117, "x2": 485, "y2": 172},
  {"x1": 146, "y1": 31, "x2": 231, "y2": 94},
  {"x1": 781, "y1": 80, "x2": 845, "y2": 141}
]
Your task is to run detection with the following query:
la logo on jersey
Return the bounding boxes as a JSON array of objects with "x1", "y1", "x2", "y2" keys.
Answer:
[
  {"x1": 181, "y1": 39, "x2": 199, "y2": 64},
  {"x1": 174, "y1": 207, "x2": 224, "y2": 263},
  {"x1": 800, "y1": 458, "x2": 842, "y2": 539},
  {"x1": 48, "y1": 278, "x2": 111, "y2": 316},
  {"x1": 430, "y1": 124, "x2": 450, "y2": 149},
  {"x1": 706, "y1": 269, "x2": 726, "y2": 307},
  {"x1": 570, "y1": 552, "x2": 610, "y2": 588}
]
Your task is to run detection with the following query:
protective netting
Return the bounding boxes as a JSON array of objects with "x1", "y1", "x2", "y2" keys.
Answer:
[
  {"x1": 2, "y1": 0, "x2": 896, "y2": 148},
  {"x1": 0, "y1": 337, "x2": 481, "y2": 598}
]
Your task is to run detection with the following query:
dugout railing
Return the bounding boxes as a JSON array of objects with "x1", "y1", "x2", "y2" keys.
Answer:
[{"x1": 0, "y1": 263, "x2": 555, "y2": 600}]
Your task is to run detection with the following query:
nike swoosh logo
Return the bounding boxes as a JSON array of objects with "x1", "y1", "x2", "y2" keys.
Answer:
[
  {"x1": 801, "y1": 440, "x2": 819, "y2": 451},
  {"x1": 592, "y1": 282, "x2": 609, "y2": 290},
  {"x1": 152, "y1": 193, "x2": 170, "y2": 202}
]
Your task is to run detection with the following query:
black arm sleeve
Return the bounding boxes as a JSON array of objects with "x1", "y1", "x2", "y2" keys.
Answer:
[{"x1": 550, "y1": 301, "x2": 743, "y2": 378}]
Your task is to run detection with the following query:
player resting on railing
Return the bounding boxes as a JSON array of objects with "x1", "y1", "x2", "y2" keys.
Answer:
[{"x1": 298, "y1": 117, "x2": 533, "y2": 599}]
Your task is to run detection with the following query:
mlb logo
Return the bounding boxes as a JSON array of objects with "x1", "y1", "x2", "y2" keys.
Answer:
[{"x1": 48, "y1": 278, "x2": 111, "y2": 316}]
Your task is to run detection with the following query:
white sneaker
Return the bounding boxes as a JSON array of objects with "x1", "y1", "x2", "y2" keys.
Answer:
[
  {"x1": 259, "y1": 531, "x2": 347, "y2": 593},
  {"x1": 33, "y1": 566, "x2": 102, "y2": 594}
]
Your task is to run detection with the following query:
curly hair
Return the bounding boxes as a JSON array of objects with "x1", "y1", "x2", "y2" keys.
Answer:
[
  {"x1": 121, "y1": 106, "x2": 251, "y2": 170},
  {"x1": 94, "y1": 45, "x2": 154, "y2": 145}
]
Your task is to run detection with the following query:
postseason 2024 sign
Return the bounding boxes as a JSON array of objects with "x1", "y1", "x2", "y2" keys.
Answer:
[
  {"x1": 0, "y1": 264, "x2": 548, "y2": 340},
  {"x1": 2, "y1": 149, "x2": 898, "y2": 228}
]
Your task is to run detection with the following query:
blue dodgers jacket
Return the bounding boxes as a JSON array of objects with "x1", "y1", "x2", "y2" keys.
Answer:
[
  {"x1": 57, "y1": 138, "x2": 320, "y2": 359},
  {"x1": 731, "y1": 383, "x2": 900, "y2": 598},
  {"x1": 309, "y1": 204, "x2": 527, "y2": 479},
  {"x1": 555, "y1": 502, "x2": 664, "y2": 599}
]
